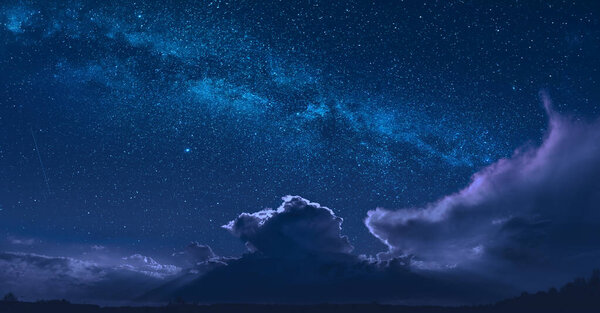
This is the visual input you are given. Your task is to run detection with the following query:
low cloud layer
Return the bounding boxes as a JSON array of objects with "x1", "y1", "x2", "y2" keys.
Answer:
[
  {"x1": 223, "y1": 195, "x2": 353, "y2": 256},
  {"x1": 366, "y1": 95, "x2": 600, "y2": 286},
  {"x1": 0, "y1": 251, "x2": 179, "y2": 302},
  {"x1": 151, "y1": 197, "x2": 510, "y2": 304}
]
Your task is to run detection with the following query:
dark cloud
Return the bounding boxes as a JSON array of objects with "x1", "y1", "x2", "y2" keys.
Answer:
[
  {"x1": 222, "y1": 195, "x2": 353, "y2": 256},
  {"x1": 135, "y1": 243, "x2": 234, "y2": 302},
  {"x1": 365, "y1": 95, "x2": 600, "y2": 288},
  {"x1": 154, "y1": 248, "x2": 512, "y2": 305},
  {"x1": 171, "y1": 255, "x2": 366, "y2": 303}
]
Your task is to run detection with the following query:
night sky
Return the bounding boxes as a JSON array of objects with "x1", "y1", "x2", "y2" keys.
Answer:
[{"x1": 1, "y1": 0, "x2": 600, "y2": 305}]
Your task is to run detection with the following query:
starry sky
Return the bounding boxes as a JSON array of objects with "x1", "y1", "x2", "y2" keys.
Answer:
[{"x1": 1, "y1": 0, "x2": 599, "y2": 263}]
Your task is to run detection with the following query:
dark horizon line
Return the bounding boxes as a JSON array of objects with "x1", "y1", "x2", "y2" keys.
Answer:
[{"x1": 2, "y1": 269, "x2": 599, "y2": 312}]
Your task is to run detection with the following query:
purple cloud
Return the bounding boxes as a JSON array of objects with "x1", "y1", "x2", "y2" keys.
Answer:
[{"x1": 365, "y1": 95, "x2": 600, "y2": 286}]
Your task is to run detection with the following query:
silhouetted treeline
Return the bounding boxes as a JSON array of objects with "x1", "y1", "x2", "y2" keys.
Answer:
[
  {"x1": 1, "y1": 270, "x2": 599, "y2": 313},
  {"x1": 484, "y1": 269, "x2": 600, "y2": 313}
]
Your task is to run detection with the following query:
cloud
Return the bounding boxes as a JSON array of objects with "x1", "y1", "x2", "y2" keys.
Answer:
[
  {"x1": 120, "y1": 254, "x2": 180, "y2": 279},
  {"x1": 171, "y1": 242, "x2": 217, "y2": 267},
  {"x1": 91, "y1": 245, "x2": 105, "y2": 251},
  {"x1": 223, "y1": 195, "x2": 353, "y2": 256},
  {"x1": 1, "y1": 200, "x2": 512, "y2": 305},
  {"x1": 0, "y1": 251, "x2": 179, "y2": 303},
  {"x1": 365, "y1": 94, "x2": 600, "y2": 287},
  {"x1": 155, "y1": 248, "x2": 511, "y2": 304},
  {"x1": 146, "y1": 197, "x2": 511, "y2": 305},
  {"x1": 0, "y1": 251, "x2": 106, "y2": 301},
  {"x1": 7, "y1": 236, "x2": 36, "y2": 246}
]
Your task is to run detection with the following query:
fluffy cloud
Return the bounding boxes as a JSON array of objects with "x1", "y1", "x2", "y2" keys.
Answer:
[
  {"x1": 365, "y1": 95, "x2": 600, "y2": 287},
  {"x1": 223, "y1": 195, "x2": 353, "y2": 256}
]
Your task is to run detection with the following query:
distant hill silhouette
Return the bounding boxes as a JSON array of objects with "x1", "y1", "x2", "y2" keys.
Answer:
[{"x1": 1, "y1": 270, "x2": 599, "y2": 313}]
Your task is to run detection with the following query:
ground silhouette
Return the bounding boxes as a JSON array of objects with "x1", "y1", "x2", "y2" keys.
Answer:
[{"x1": 1, "y1": 270, "x2": 599, "y2": 313}]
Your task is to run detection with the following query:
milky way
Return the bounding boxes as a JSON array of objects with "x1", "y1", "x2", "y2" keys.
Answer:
[{"x1": 1, "y1": 1, "x2": 599, "y2": 258}]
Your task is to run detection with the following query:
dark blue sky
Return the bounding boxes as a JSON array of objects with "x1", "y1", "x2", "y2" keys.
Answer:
[{"x1": 1, "y1": 0, "x2": 599, "y2": 261}]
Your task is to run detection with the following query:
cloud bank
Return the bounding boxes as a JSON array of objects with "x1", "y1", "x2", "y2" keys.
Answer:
[
  {"x1": 0, "y1": 251, "x2": 179, "y2": 303},
  {"x1": 366, "y1": 94, "x2": 600, "y2": 286},
  {"x1": 150, "y1": 196, "x2": 509, "y2": 304}
]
